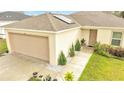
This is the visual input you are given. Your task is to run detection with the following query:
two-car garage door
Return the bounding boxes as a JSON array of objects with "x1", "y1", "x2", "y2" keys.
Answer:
[{"x1": 9, "y1": 33, "x2": 49, "y2": 62}]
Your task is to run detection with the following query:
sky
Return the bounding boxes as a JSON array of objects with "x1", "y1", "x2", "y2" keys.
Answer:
[{"x1": 24, "y1": 11, "x2": 77, "y2": 16}]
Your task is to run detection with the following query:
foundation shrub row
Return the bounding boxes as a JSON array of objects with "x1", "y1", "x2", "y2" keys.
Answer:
[
  {"x1": 58, "y1": 38, "x2": 85, "y2": 65},
  {"x1": 94, "y1": 42, "x2": 124, "y2": 58}
]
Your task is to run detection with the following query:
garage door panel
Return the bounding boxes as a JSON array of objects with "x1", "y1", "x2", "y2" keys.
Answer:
[{"x1": 9, "y1": 33, "x2": 49, "y2": 61}]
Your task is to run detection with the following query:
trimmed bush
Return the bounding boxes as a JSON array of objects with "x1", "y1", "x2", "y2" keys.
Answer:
[
  {"x1": 58, "y1": 51, "x2": 67, "y2": 65},
  {"x1": 81, "y1": 38, "x2": 86, "y2": 46},
  {"x1": 28, "y1": 72, "x2": 57, "y2": 81},
  {"x1": 75, "y1": 40, "x2": 81, "y2": 51},
  {"x1": 109, "y1": 47, "x2": 124, "y2": 57},
  {"x1": 69, "y1": 44, "x2": 75, "y2": 57},
  {"x1": 94, "y1": 42, "x2": 101, "y2": 52},
  {"x1": 100, "y1": 44, "x2": 112, "y2": 52},
  {"x1": 64, "y1": 72, "x2": 74, "y2": 81},
  {"x1": 0, "y1": 39, "x2": 8, "y2": 54},
  {"x1": 94, "y1": 42, "x2": 111, "y2": 57},
  {"x1": 94, "y1": 42, "x2": 124, "y2": 58}
]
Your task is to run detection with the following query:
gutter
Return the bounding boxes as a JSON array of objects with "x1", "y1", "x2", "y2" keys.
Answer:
[
  {"x1": 4, "y1": 25, "x2": 124, "y2": 35},
  {"x1": 4, "y1": 26, "x2": 81, "y2": 34},
  {"x1": 81, "y1": 26, "x2": 124, "y2": 30}
]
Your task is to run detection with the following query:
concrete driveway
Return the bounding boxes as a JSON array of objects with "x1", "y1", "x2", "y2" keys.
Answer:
[{"x1": 0, "y1": 47, "x2": 93, "y2": 81}]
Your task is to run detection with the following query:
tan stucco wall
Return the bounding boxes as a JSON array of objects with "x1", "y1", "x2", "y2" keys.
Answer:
[
  {"x1": 122, "y1": 32, "x2": 124, "y2": 48},
  {"x1": 6, "y1": 28, "x2": 83, "y2": 65},
  {"x1": 6, "y1": 27, "x2": 124, "y2": 65},
  {"x1": 5, "y1": 28, "x2": 91, "y2": 65},
  {"x1": 97, "y1": 29, "x2": 112, "y2": 45},
  {"x1": 55, "y1": 28, "x2": 83, "y2": 61},
  {"x1": 97, "y1": 29, "x2": 124, "y2": 48},
  {"x1": 81, "y1": 29, "x2": 90, "y2": 45}
]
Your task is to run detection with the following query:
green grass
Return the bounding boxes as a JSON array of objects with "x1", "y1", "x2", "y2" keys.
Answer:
[
  {"x1": 0, "y1": 39, "x2": 8, "y2": 54},
  {"x1": 79, "y1": 53, "x2": 124, "y2": 81}
]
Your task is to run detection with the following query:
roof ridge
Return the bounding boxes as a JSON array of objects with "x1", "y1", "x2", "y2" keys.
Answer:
[{"x1": 46, "y1": 13, "x2": 57, "y2": 31}]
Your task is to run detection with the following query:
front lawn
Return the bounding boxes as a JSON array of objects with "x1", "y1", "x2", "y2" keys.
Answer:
[
  {"x1": 79, "y1": 53, "x2": 124, "y2": 81},
  {"x1": 0, "y1": 39, "x2": 8, "y2": 54}
]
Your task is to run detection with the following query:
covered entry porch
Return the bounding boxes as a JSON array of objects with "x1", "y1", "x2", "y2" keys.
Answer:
[{"x1": 81, "y1": 28, "x2": 97, "y2": 46}]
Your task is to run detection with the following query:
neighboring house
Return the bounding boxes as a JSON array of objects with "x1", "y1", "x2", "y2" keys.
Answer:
[
  {"x1": 4, "y1": 11, "x2": 124, "y2": 65},
  {"x1": 0, "y1": 11, "x2": 30, "y2": 38}
]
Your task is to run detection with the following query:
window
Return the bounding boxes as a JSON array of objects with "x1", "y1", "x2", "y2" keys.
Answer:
[{"x1": 111, "y1": 32, "x2": 122, "y2": 46}]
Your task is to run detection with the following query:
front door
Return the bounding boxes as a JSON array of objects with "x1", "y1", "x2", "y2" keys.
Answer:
[{"x1": 89, "y1": 29, "x2": 97, "y2": 46}]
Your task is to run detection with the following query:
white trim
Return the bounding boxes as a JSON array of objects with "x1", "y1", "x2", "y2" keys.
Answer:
[
  {"x1": 0, "y1": 21, "x2": 18, "y2": 26},
  {"x1": 4, "y1": 25, "x2": 124, "y2": 35},
  {"x1": 82, "y1": 26, "x2": 124, "y2": 30},
  {"x1": 5, "y1": 28, "x2": 56, "y2": 34},
  {"x1": 6, "y1": 32, "x2": 12, "y2": 53},
  {"x1": 111, "y1": 31, "x2": 123, "y2": 46},
  {"x1": 5, "y1": 26, "x2": 81, "y2": 34}
]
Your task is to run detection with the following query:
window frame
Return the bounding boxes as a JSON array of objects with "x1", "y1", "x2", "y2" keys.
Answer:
[{"x1": 111, "y1": 31, "x2": 123, "y2": 46}]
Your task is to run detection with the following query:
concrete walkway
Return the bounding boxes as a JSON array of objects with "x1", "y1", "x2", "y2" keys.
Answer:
[
  {"x1": 0, "y1": 47, "x2": 93, "y2": 81},
  {"x1": 57, "y1": 47, "x2": 93, "y2": 80}
]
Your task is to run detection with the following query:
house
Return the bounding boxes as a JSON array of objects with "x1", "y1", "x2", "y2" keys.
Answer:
[
  {"x1": 0, "y1": 11, "x2": 30, "y2": 38},
  {"x1": 4, "y1": 11, "x2": 124, "y2": 65},
  {"x1": 71, "y1": 11, "x2": 124, "y2": 47}
]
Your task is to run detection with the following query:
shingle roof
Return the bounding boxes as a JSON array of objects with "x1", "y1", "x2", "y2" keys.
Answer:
[
  {"x1": 5, "y1": 11, "x2": 124, "y2": 32},
  {"x1": 71, "y1": 11, "x2": 124, "y2": 27},
  {"x1": 0, "y1": 11, "x2": 31, "y2": 21},
  {"x1": 5, "y1": 13, "x2": 80, "y2": 31}
]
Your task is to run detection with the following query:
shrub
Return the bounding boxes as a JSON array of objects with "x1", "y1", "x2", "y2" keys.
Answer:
[
  {"x1": 64, "y1": 72, "x2": 74, "y2": 81},
  {"x1": 75, "y1": 40, "x2": 81, "y2": 51},
  {"x1": 109, "y1": 47, "x2": 124, "y2": 57},
  {"x1": 0, "y1": 39, "x2": 8, "y2": 54},
  {"x1": 94, "y1": 42, "x2": 101, "y2": 52},
  {"x1": 58, "y1": 51, "x2": 67, "y2": 65},
  {"x1": 94, "y1": 42, "x2": 111, "y2": 57},
  {"x1": 101, "y1": 44, "x2": 112, "y2": 52},
  {"x1": 43, "y1": 74, "x2": 52, "y2": 81},
  {"x1": 69, "y1": 44, "x2": 75, "y2": 57},
  {"x1": 81, "y1": 38, "x2": 86, "y2": 46},
  {"x1": 28, "y1": 76, "x2": 41, "y2": 81},
  {"x1": 94, "y1": 42, "x2": 124, "y2": 58},
  {"x1": 28, "y1": 72, "x2": 57, "y2": 81},
  {"x1": 94, "y1": 42, "x2": 103, "y2": 54}
]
